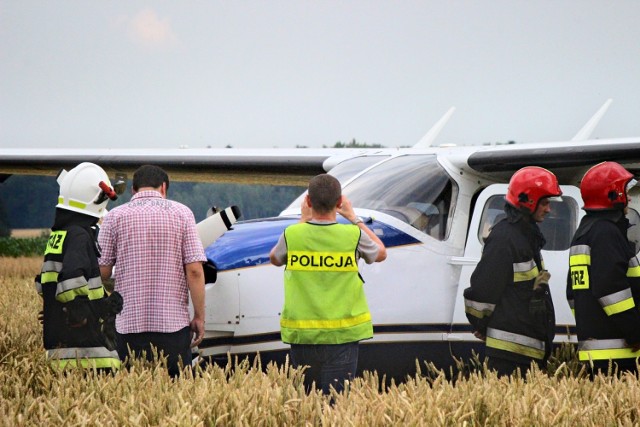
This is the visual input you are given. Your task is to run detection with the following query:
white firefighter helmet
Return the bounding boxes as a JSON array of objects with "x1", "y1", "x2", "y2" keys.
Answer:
[{"x1": 56, "y1": 162, "x2": 117, "y2": 218}]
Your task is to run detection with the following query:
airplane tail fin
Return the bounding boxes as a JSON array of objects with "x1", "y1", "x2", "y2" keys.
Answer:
[
  {"x1": 413, "y1": 107, "x2": 456, "y2": 148},
  {"x1": 571, "y1": 99, "x2": 612, "y2": 141}
]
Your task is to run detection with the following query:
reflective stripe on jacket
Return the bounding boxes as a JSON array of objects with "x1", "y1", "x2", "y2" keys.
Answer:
[
  {"x1": 578, "y1": 339, "x2": 639, "y2": 362},
  {"x1": 47, "y1": 347, "x2": 121, "y2": 370},
  {"x1": 486, "y1": 328, "x2": 546, "y2": 360},
  {"x1": 280, "y1": 222, "x2": 373, "y2": 345}
]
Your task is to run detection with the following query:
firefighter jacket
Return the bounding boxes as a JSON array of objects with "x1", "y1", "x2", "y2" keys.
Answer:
[
  {"x1": 566, "y1": 210, "x2": 640, "y2": 364},
  {"x1": 464, "y1": 205, "x2": 555, "y2": 366},
  {"x1": 280, "y1": 222, "x2": 373, "y2": 345},
  {"x1": 35, "y1": 208, "x2": 121, "y2": 370}
]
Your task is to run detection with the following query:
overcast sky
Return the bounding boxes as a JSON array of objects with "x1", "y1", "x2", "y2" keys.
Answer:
[{"x1": 2, "y1": 1, "x2": 640, "y2": 150}]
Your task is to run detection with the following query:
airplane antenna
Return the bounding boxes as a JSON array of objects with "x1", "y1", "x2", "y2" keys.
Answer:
[
  {"x1": 412, "y1": 107, "x2": 456, "y2": 148},
  {"x1": 571, "y1": 99, "x2": 613, "y2": 141}
]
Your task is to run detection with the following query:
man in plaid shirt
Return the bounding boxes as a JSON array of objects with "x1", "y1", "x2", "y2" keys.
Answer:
[{"x1": 98, "y1": 165, "x2": 206, "y2": 376}]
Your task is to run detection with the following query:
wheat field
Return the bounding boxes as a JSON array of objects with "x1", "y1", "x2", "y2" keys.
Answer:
[{"x1": 1, "y1": 257, "x2": 640, "y2": 426}]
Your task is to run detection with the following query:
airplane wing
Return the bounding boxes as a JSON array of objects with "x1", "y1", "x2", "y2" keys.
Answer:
[
  {"x1": 0, "y1": 148, "x2": 378, "y2": 185},
  {"x1": 4, "y1": 100, "x2": 639, "y2": 186},
  {"x1": 453, "y1": 137, "x2": 640, "y2": 185},
  {"x1": 3, "y1": 138, "x2": 640, "y2": 187}
]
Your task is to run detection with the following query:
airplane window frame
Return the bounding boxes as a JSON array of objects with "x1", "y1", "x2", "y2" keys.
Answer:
[
  {"x1": 330, "y1": 155, "x2": 391, "y2": 183},
  {"x1": 478, "y1": 195, "x2": 578, "y2": 251}
]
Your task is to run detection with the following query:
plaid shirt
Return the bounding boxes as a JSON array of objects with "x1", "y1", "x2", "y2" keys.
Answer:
[{"x1": 98, "y1": 190, "x2": 206, "y2": 334}]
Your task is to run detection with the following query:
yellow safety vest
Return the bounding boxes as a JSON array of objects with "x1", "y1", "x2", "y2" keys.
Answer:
[{"x1": 280, "y1": 222, "x2": 373, "y2": 344}]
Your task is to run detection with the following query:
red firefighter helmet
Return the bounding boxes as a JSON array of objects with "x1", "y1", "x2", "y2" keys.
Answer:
[
  {"x1": 580, "y1": 161, "x2": 635, "y2": 210},
  {"x1": 506, "y1": 166, "x2": 562, "y2": 214}
]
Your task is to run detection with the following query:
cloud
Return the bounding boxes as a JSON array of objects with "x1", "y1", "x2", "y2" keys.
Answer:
[{"x1": 126, "y1": 9, "x2": 177, "y2": 48}]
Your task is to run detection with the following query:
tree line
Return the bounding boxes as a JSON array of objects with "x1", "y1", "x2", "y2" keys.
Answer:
[{"x1": 0, "y1": 175, "x2": 304, "y2": 236}]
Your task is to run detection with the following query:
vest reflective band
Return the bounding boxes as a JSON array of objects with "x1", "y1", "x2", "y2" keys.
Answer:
[
  {"x1": 578, "y1": 339, "x2": 640, "y2": 361},
  {"x1": 513, "y1": 259, "x2": 539, "y2": 283},
  {"x1": 281, "y1": 312, "x2": 371, "y2": 329},
  {"x1": 281, "y1": 222, "x2": 372, "y2": 345},
  {"x1": 486, "y1": 327, "x2": 546, "y2": 360},
  {"x1": 569, "y1": 245, "x2": 591, "y2": 290},
  {"x1": 627, "y1": 257, "x2": 640, "y2": 278},
  {"x1": 287, "y1": 251, "x2": 358, "y2": 272},
  {"x1": 47, "y1": 347, "x2": 121, "y2": 370},
  {"x1": 598, "y1": 288, "x2": 635, "y2": 316}
]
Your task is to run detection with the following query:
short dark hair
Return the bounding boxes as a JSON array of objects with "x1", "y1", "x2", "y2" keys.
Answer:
[
  {"x1": 308, "y1": 174, "x2": 341, "y2": 214},
  {"x1": 132, "y1": 165, "x2": 170, "y2": 192}
]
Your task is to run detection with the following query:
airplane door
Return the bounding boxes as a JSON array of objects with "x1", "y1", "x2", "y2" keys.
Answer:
[{"x1": 448, "y1": 184, "x2": 582, "y2": 355}]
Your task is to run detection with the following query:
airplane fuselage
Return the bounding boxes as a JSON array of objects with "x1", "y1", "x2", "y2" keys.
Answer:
[{"x1": 196, "y1": 151, "x2": 634, "y2": 379}]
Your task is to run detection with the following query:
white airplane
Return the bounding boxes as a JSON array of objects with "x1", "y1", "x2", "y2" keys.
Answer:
[{"x1": 3, "y1": 100, "x2": 640, "y2": 380}]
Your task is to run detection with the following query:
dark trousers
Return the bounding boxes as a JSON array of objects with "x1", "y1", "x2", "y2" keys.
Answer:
[
  {"x1": 587, "y1": 359, "x2": 639, "y2": 379},
  {"x1": 289, "y1": 341, "x2": 359, "y2": 395},
  {"x1": 116, "y1": 326, "x2": 192, "y2": 377},
  {"x1": 487, "y1": 357, "x2": 535, "y2": 378}
]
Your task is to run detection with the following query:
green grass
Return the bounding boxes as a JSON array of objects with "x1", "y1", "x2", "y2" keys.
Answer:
[{"x1": 0, "y1": 236, "x2": 48, "y2": 257}]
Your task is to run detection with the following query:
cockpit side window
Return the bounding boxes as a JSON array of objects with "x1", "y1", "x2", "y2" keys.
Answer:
[
  {"x1": 478, "y1": 195, "x2": 578, "y2": 251},
  {"x1": 343, "y1": 155, "x2": 457, "y2": 240},
  {"x1": 627, "y1": 208, "x2": 640, "y2": 255},
  {"x1": 538, "y1": 198, "x2": 578, "y2": 250},
  {"x1": 478, "y1": 196, "x2": 508, "y2": 243}
]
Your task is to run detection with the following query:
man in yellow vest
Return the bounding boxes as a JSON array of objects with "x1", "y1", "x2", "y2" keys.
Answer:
[{"x1": 270, "y1": 174, "x2": 387, "y2": 395}]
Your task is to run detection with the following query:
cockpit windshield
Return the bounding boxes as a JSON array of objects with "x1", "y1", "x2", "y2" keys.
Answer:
[
  {"x1": 343, "y1": 155, "x2": 457, "y2": 240},
  {"x1": 283, "y1": 155, "x2": 457, "y2": 240},
  {"x1": 285, "y1": 155, "x2": 388, "y2": 210}
]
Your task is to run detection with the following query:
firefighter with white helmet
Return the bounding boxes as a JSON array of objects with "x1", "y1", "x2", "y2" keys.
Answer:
[
  {"x1": 567, "y1": 161, "x2": 640, "y2": 377},
  {"x1": 464, "y1": 166, "x2": 562, "y2": 377},
  {"x1": 35, "y1": 162, "x2": 123, "y2": 370},
  {"x1": 56, "y1": 161, "x2": 116, "y2": 218}
]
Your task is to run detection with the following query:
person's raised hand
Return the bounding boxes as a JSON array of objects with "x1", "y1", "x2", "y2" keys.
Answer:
[{"x1": 337, "y1": 196, "x2": 357, "y2": 223}]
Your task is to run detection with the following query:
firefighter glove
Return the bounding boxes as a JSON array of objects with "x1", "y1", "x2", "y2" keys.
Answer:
[
  {"x1": 106, "y1": 291, "x2": 123, "y2": 315},
  {"x1": 530, "y1": 270, "x2": 551, "y2": 316},
  {"x1": 533, "y1": 270, "x2": 551, "y2": 292}
]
